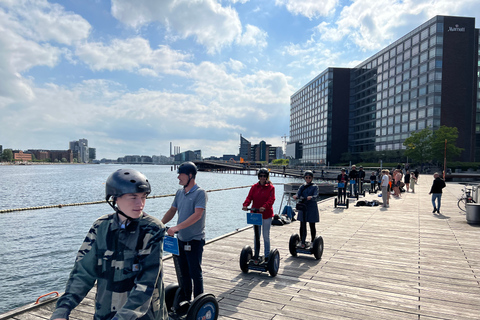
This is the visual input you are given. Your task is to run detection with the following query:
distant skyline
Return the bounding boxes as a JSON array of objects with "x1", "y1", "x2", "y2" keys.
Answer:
[{"x1": 1, "y1": 0, "x2": 480, "y2": 159}]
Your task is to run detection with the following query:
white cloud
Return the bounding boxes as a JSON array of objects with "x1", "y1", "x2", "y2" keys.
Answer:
[
  {"x1": 236, "y1": 24, "x2": 268, "y2": 48},
  {"x1": 75, "y1": 38, "x2": 193, "y2": 76},
  {"x1": 275, "y1": 0, "x2": 338, "y2": 19},
  {"x1": 0, "y1": 0, "x2": 90, "y2": 45},
  {"x1": 111, "y1": 0, "x2": 242, "y2": 54},
  {"x1": 317, "y1": 0, "x2": 480, "y2": 51}
]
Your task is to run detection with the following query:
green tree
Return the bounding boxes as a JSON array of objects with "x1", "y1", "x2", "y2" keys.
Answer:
[
  {"x1": 403, "y1": 127, "x2": 433, "y2": 165},
  {"x1": 430, "y1": 126, "x2": 463, "y2": 164},
  {"x1": 2, "y1": 149, "x2": 13, "y2": 162}
]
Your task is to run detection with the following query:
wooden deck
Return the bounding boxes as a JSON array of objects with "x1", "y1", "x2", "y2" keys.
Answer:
[{"x1": 2, "y1": 175, "x2": 480, "y2": 319}]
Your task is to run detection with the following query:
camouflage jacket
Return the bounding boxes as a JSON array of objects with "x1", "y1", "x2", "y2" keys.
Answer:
[{"x1": 50, "y1": 212, "x2": 168, "y2": 320}]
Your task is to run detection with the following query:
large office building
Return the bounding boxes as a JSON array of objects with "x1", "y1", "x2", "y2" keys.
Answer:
[{"x1": 290, "y1": 15, "x2": 479, "y2": 164}]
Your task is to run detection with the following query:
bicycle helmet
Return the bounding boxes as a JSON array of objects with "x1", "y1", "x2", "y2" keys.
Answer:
[
  {"x1": 177, "y1": 161, "x2": 197, "y2": 188},
  {"x1": 258, "y1": 168, "x2": 269, "y2": 179},
  {"x1": 105, "y1": 168, "x2": 151, "y2": 201},
  {"x1": 177, "y1": 161, "x2": 197, "y2": 178},
  {"x1": 304, "y1": 170, "x2": 314, "y2": 178}
]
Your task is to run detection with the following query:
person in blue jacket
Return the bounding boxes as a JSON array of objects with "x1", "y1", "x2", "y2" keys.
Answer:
[{"x1": 293, "y1": 170, "x2": 320, "y2": 248}]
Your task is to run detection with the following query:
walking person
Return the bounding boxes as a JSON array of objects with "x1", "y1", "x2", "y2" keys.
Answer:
[
  {"x1": 410, "y1": 171, "x2": 416, "y2": 193},
  {"x1": 429, "y1": 172, "x2": 446, "y2": 213},
  {"x1": 162, "y1": 161, "x2": 207, "y2": 300},
  {"x1": 242, "y1": 168, "x2": 275, "y2": 262},
  {"x1": 404, "y1": 169, "x2": 411, "y2": 192},
  {"x1": 381, "y1": 169, "x2": 390, "y2": 208},
  {"x1": 51, "y1": 169, "x2": 168, "y2": 320},
  {"x1": 293, "y1": 171, "x2": 319, "y2": 249}
]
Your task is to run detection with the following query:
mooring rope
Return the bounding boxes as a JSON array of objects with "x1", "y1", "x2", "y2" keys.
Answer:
[{"x1": 0, "y1": 185, "x2": 253, "y2": 214}]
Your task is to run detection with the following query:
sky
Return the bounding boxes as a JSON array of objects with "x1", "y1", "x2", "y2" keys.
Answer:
[{"x1": 1, "y1": 0, "x2": 480, "y2": 160}]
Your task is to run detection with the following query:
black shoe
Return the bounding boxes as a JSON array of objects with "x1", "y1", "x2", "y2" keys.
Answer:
[
  {"x1": 437, "y1": 210, "x2": 440, "y2": 214},
  {"x1": 433, "y1": 208, "x2": 437, "y2": 213}
]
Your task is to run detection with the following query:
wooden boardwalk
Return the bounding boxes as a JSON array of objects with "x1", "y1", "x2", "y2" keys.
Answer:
[{"x1": 2, "y1": 175, "x2": 480, "y2": 319}]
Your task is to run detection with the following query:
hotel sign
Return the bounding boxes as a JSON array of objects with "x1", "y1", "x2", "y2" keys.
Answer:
[{"x1": 447, "y1": 24, "x2": 466, "y2": 32}]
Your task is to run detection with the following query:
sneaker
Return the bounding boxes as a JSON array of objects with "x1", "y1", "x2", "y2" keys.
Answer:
[{"x1": 433, "y1": 208, "x2": 437, "y2": 213}]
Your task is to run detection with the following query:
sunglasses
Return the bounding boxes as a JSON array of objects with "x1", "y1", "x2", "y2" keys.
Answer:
[
  {"x1": 305, "y1": 176, "x2": 313, "y2": 179},
  {"x1": 258, "y1": 174, "x2": 268, "y2": 177}
]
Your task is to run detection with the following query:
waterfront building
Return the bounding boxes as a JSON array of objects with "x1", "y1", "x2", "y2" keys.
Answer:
[
  {"x1": 69, "y1": 139, "x2": 89, "y2": 163},
  {"x1": 13, "y1": 150, "x2": 32, "y2": 161},
  {"x1": 290, "y1": 15, "x2": 479, "y2": 164},
  {"x1": 239, "y1": 134, "x2": 251, "y2": 161}
]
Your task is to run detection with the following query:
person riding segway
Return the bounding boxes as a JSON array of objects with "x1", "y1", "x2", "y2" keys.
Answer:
[{"x1": 289, "y1": 171, "x2": 324, "y2": 259}]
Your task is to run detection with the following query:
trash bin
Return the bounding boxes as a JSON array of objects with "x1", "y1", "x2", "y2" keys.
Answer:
[{"x1": 466, "y1": 203, "x2": 480, "y2": 224}]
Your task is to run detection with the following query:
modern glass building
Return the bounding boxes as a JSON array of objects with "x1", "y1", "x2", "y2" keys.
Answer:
[{"x1": 290, "y1": 15, "x2": 480, "y2": 164}]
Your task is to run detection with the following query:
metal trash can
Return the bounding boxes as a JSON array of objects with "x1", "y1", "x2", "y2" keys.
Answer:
[{"x1": 466, "y1": 203, "x2": 480, "y2": 224}]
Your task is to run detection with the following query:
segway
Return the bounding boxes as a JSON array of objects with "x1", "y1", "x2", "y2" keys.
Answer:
[
  {"x1": 348, "y1": 179, "x2": 359, "y2": 199},
  {"x1": 163, "y1": 233, "x2": 219, "y2": 320},
  {"x1": 358, "y1": 178, "x2": 366, "y2": 197},
  {"x1": 289, "y1": 234, "x2": 324, "y2": 260},
  {"x1": 239, "y1": 208, "x2": 280, "y2": 277},
  {"x1": 334, "y1": 182, "x2": 349, "y2": 208}
]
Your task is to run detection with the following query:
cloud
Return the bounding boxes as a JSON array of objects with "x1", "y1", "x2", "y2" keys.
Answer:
[
  {"x1": 316, "y1": 0, "x2": 480, "y2": 51},
  {"x1": 76, "y1": 38, "x2": 193, "y2": 76},
  {"x1": 111, "y1": 0, "x2": 242, "y2": 54},
  {"x1": 275, "y1": 0, "x2": 338, "y2": 19},
  {"x1": 236, "y1": 24, "x2": 268, "y2": 48}
]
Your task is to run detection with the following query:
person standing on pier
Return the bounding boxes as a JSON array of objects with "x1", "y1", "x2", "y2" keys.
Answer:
[
  {"x1": 381, "y1": 169, "x2": 390, "y2": 208},
  {"x1": 293, "y1": 170, "x2": 319, "y2": 248},
  {"x1": 162, "y1": 161, "x2": 207, "y2": 301},
  {"x1": 242, "y1": 168, "x2": 275, "y2": 262},
  {"x1": 429, "y1": 172, "x2": 446, "y2": 213},
  {"x1": 50, "y1": 169, "x2": 168, "y2": 320}
]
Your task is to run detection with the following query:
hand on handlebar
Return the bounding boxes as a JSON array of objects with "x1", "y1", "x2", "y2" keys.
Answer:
[
  {"x1": 166, "y1": 226, "x2": 179, "y2": 237},
  {"x1": 242, "y1": 206, "x2": 248, "y2": 211}
]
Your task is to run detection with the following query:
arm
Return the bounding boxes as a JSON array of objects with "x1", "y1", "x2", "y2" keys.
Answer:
[
  {"x1": 161, "y1": 206, "x2": 177, "y2": 225},
  {"x1": 51, "y1": 222, "x2": 100, "y2": 320},
  {"x1": 169, "y1": 208, "x2": 204, "y2": 234},
  {"x1": 242, "y1": 185, "x2": 255, "y2": 209},
  {"x1": 308, "y1": 185, "x2": 319, "y2": 201}
]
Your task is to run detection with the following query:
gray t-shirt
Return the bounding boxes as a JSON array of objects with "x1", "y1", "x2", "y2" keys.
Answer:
[{"x1": 172, "y1": 184, "x2": 207, "y2": 241}]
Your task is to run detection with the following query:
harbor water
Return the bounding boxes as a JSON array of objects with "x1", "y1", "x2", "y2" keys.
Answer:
[{"x1": 0, "y1": 164, "x2": 302, "y2": 314}]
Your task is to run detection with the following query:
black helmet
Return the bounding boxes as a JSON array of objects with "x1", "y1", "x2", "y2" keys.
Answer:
[
  {"x1": 177, "y1": 161, "x2": 197, "y2": 178},
  {"x1": 105, "y1": 168, "x2": 151, "y2": 201},
  {"x1": 304, "y1": 170, "x2": 314, "y2": 178},
  {"x1": 258, "y1": 168, "x2": 269, "y2": 179}
]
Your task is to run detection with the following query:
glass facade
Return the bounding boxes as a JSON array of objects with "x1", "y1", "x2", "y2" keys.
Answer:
[
  {"x1": 351, "y1": 16, "x2": 443, "y2": 153},
  {"x1": 290, "y1": 69, "x2": 333, "y2": 164},
  {"x1": 291, "y1": 15, "x2": 480, "y2": 163}
]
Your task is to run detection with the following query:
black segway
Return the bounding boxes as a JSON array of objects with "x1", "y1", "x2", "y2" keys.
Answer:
[
  {"x1": 163, "y1": 233, "x2": 219, "y2": 320},
  {"x1": 348, "y1": 179, "x2": 359, "y2": 200},
  {"x1": 289, "y1": 234, "x2": 324, "y2": 260},
  {"x1": 239, "y1": 208, "x2": 280, "y2": 277},
  {"x1": 334, "y1": 182, "x2": 349, "y2": 208}
]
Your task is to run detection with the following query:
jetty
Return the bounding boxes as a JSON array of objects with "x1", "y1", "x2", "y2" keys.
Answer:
[{"x1": 1, "y1": 175, "x2": 480, "y2": 319}]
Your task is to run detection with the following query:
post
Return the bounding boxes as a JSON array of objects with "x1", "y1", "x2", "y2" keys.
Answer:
[{"x1": 443, "y1": 139, "x2": 447, "y2": 180}]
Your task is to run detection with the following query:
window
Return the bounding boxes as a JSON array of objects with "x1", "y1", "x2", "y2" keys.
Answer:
[{"x1": 410, "y1": 111, "x2": 417, "y2": 120}]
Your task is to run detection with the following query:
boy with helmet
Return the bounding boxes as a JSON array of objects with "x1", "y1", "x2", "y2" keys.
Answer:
[
  {"x1": 50, "y1": 169, "x2": 167, "y2": 320},
  {"x1": 293, "y1": 170, "x2": 319, "y2": 248},
  {"x1": 242, "y1": 168, "x2": 275, "y2": 262},
  {"x1": 161, "y1": 161, "x2": 207, "y2": 301}
]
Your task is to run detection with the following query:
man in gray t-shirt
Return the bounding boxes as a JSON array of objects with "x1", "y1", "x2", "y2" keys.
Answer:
[{"x1": 161, "y1": 162, "x2": 207, "y2": 300}]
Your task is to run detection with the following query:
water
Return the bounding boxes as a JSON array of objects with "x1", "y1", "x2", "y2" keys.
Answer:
[{"x1": 0, "y1": 164, "x2": 301, "y2": 314}]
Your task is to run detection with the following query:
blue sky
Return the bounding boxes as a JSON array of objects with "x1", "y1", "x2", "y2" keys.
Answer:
[{"x1": 1, "y1": 0, "x2": 479, "y2": 160}]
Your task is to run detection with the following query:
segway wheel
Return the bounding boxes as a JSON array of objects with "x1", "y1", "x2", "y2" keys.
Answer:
[
  {"x1": 346, "y1": 199, "x2": 349, "y2": 209},
  {"x1": 240, "y1": 245, "x2": 252, "y2": 273},
  {"x1": 289, "y1": 234, "x2": 300, "y2": 257},
  {"x1": 164, "y1": 283, "x2": 180, "y2": 312},
  {"x1": 267, "y1": 249, "x2": 280, "y2": 277},
  {"x1": 334, "y1": 197, "x2": 338, "y2": 208},
  {"x1": 186, "y1": 293, "x2": 219, "y2": 320},
  {"x1": 311, "y1": 236, "x2": 324, "y2": 260}
]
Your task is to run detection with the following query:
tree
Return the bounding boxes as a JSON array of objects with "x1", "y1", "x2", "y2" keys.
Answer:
[
  {"x1": 403, "y1": 127, "x2": 433, "y2": 165},
  {"x1": 430, "y1": 126, "x2": 463, "y2": 164},
  {"x1": 2, "y1": 149, "x2": 13, "y2": 162}
]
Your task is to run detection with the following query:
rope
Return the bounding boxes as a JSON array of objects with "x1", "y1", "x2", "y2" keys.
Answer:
[{"x1": 0, "y1": 185, "x2": 253, "y2": 214}]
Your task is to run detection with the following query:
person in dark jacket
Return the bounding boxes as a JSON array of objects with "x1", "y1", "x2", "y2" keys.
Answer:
[
  {"x1": 51, "y1": 169, "x2": 167, "y2": 320},
  {"x1": 429, "y1": 172, "x2": 446, "y2": 213},
  {"x1": 293, "y1": 170, "x2": 319, "y2": 248}
]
